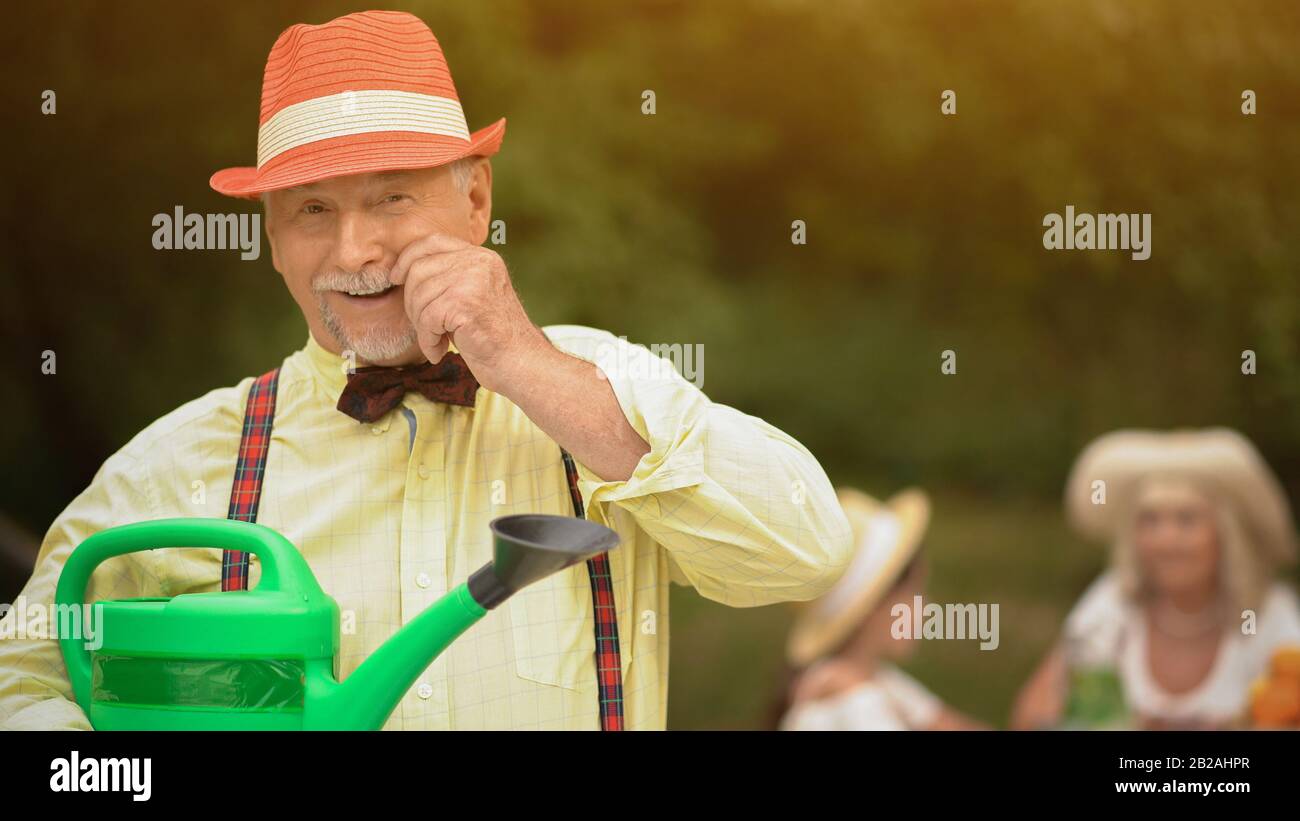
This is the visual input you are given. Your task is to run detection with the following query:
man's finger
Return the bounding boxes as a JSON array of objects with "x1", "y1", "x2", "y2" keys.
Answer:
[
  {"x1": 390, "y1": 232, "x2": 472, "y2": 285},
  {"x1": 416, "y1": 295, "x2": 453, "y2": 345},
  {"x1": 416, "y1": 323, "x2": 450, "y2": 364},
  {"x1": 402, "y1": 256, "x2": 460, "y2": 322}
]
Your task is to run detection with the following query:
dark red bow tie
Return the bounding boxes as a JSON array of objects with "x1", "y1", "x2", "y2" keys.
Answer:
[{"x1": 337, "y1": 353, "x2": 480, "y2": 423}]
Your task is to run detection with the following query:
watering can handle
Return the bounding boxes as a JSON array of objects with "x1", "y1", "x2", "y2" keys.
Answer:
[{"x1": 54, "y1": 517, "x2": 315, "y2": 712}]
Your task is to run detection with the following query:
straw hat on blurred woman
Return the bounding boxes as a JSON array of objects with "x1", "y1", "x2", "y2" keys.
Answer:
[
  {"x1": 1013, "y1": 428, "x2": 1300, "y2": 730},
  {"x1": 777, "y1": 487, "x2": 984, "y2": 731}
]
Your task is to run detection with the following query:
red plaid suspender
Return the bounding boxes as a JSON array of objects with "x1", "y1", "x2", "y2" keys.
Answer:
[
  {"x1": 221, "y1": 369, "x2": 625, "y2": 730},
  {"x1": 222, "y1": 368, "x2": 280, "y2": 590},
  {"x1": 560, "y1": 449, "x2": 625, "y2": 731}
]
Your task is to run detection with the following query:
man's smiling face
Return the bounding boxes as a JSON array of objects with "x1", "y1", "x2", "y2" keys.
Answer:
[{"x1": 264, "y1": 158, "x2": 493, "y2": 366}]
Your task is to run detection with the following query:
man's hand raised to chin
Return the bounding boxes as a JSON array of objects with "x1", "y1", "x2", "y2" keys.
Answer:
[
  {"x1": 391, "y1": 233, "x2": 550, "y2": 394},
  {"x1": 390, "y1": 233, "x2": 650, "y2": 482}
]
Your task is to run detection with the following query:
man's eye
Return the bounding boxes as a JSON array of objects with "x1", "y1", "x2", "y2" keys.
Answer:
[
  {"x1": 382, "y1": 194, "x2": 405, "y2": 204},
  {"x1": 302, "y1": 203, "x2": 325, "y2": 215}
]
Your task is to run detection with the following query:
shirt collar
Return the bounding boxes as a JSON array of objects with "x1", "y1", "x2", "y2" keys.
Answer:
[{"x1": 303, "y1": 332, "x2": 351, "y2": 402}]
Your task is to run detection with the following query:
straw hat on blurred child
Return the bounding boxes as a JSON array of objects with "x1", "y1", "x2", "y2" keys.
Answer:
[
  {"x1": 1064, "y1": 428, "x2": 1297, "y2": 568},
  {"x1": 786, "y1": 488, "x2": 930, "y2": 667}
]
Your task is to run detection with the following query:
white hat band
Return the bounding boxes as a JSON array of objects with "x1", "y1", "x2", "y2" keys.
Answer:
[{"x1": 257, "y1": 89, "x2": 471, "y2": 168}]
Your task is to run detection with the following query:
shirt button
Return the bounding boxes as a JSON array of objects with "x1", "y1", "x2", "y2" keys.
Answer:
[
  {"x1": 416, "y1": 572, "x2": 431, "y2": 589},
  {"x1": 417, "y1": 464, "x2": 431, "y2": 479},
  {"x1": 371, "y1": 426, "x2": 383, "y2": 436},
  {"x1": 417, "y1": 683, "x2": 433, "y2": 700}
]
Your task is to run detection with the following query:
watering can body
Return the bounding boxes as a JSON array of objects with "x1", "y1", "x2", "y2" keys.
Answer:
[{"x1": 57, "y1": 515, "x2": 617, "y2": 730}]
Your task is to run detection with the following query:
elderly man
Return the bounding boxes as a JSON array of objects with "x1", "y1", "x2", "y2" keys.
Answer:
[{"x1": 0, "y1": 10, "x2": 851, "y2": 730}]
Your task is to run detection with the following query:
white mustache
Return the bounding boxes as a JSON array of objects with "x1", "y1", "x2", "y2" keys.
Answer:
[{"x1": 312, "y1": 268, "x2": 392, "y2": 294}]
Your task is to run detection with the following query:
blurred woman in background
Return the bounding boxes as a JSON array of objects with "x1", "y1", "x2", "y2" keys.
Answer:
[
  {"x1": 1012, "y1": 428, "x2": 1300, "y2": 730},
  {"x1": 773, "y1": 488, "x2": 985, "y2": 730}
]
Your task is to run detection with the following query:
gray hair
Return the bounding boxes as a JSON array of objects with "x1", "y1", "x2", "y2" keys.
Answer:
[{"x1": 446, "y1": 155, "x2": 477, "y2": 193}]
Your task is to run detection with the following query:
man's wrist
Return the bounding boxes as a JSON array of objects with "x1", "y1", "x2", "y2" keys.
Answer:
[{"x1": 485, "y1": 327, "x2": 568, "y2": 399}]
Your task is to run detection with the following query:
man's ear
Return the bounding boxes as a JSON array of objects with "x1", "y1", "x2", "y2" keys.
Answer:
[{"x1": 466, "y1": 158, "x2": 493, "y2": 246}]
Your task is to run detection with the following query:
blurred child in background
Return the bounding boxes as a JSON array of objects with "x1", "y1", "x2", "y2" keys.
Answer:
[
  {"x1": 1013, "y1": 429, "x2": 1300, "y2": 730},
  {"x1": 773, "y1": 488, "x2": 985, "y2": 730}
]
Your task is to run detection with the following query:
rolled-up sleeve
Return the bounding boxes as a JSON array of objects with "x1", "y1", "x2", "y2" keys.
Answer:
[{"x1": 545, "y1": 325, "x2": 853, "y2": 607}]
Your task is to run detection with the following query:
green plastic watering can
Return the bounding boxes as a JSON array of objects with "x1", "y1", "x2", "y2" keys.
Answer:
[{"x1": 56, "y1": 515, "x2": 619, "y2": 730}]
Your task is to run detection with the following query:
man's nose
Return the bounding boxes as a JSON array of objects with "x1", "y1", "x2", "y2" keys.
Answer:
[{"x1": 334, "y1": 210, "x2": 387, "y2": 273}]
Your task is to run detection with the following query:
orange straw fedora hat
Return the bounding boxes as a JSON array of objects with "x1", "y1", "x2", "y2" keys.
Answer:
[{"x1": 210, "y1": 10, "x2": 505, "y2": 199}]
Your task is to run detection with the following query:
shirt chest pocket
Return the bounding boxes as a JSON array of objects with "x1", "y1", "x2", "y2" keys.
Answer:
[{"x1": 508, "y1": 564, "x2": 595, "y2": 690}]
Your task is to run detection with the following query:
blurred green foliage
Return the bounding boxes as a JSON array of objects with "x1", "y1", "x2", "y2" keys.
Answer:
[{"x1": 3, "y1": 0, "x2": 1299, "y2": 727}]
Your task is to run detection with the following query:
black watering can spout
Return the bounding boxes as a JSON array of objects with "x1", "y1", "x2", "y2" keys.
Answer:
[{"x1": 469, "y1": 515, "x2": 621, "y2": 610}]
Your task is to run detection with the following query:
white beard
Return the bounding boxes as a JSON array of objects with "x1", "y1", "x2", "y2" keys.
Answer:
[{"x1": 317, "y1": 297, "x2": 419, "y2": 364}]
